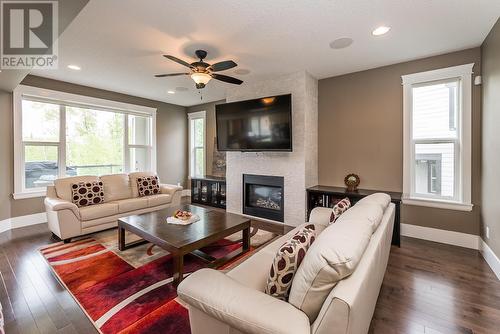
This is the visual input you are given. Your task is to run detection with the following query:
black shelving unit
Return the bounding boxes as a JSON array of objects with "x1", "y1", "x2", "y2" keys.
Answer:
[
  {"x1": 306, "y1": 185, "x2": 402, "y2": 246},
  {"x1": 191, "y1": 175, "x2": 226, "y2": 209}
]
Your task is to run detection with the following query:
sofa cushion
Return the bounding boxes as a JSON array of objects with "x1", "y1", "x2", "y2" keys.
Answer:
[
  {"x1": 71, "y1": 181, "x2": 105, "y2": 207},
  {"x1": 265, "y1": 224, "x2": 316, "y2": 301},
  {"x1": 147, "y1": 194, "x2": 172, "y2": 207},
  {"x1": 54, "y1": 176, "x2": 100, "y2": 202},
  {"x1": 288, "y1": 215, "x2": 373, "y2": 322},
  {"x1": 338, "y1": 202, "x2": 384, "y2": 232},
  {"x1": 100, "y1": 174, "x2": 132, "y2": 202},
  {"x1": 113, "y1": 197, "x2": 149, "y2": 213},
  {"x1": 129, "y1": 172, "x2": 157, "y2": 197},
  {"x1": 331, "y1": 197, "x2": 351, "y2": 223},
  {"x1": 356, "y1": 193, "x2": 391, "y2": 211},
  {"x1": 79, "y1": 203, "x2": 119, "y2": 221},
  {"x1": 137, "y1": 176, "x2": 160, "y2": 197},
  {"x1": 227, "y1": 223, "x2": 327, "y2": 292}
]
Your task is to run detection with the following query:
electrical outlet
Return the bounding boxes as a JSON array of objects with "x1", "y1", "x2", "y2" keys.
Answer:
[{"x1": 486, "y1": 226, "x2": 490, "y2": 239}]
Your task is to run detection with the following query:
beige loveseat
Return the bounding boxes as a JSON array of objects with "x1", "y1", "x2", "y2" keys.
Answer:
[
  {"x1": 178, "y1": 193, "x2": 395, "y2": 334},
  {"x1": 45, "y1": 172, "x2": 182, "y2": 242}
]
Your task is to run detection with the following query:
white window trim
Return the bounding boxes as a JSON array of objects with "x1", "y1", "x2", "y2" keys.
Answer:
[
  {"x1": 402, "y1": 63, "x2": 473, "y2": 211},
  {"x1": 13, "y1": 85, "x2": 157, "y2": 199},
  {"x1": 188, "y1": 111, "x2": 206, "y2": 178}
]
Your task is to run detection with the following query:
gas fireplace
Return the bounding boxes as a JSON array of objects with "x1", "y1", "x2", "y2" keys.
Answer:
[{"x1": 243, "y1": 174, "x2": 284, "y2": 222}]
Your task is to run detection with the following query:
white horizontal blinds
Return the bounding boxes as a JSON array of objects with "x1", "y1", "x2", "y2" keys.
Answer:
[{"x1": 411, "y1": 78, "x2": 460, "y2": 201}]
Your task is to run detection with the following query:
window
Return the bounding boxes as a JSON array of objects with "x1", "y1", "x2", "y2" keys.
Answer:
[
  {"x1": 14, "y1": 85, "x2": 156, "y2": 198},
  {"x1": 402, "y1": 64, "x2": 473, "y2": 211},
  {"x1": 188, "y1": 111, "x2": 206, "y2": 177}
]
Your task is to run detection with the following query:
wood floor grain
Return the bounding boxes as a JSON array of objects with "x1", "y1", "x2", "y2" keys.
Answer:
[
  {"x1": 0, "y1": 220, "x2": 499, "y2": 333},
  {"x1": 369, "y1": 238, "x2": 500, "y2": 334}
]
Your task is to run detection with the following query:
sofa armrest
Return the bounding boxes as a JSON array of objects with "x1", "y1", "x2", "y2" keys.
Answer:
[
  {"x1": 44, "y1": 197, "x2": 80, "y2": 218},
  {"x1": 160, "y1": 184, "x2": 183, "y2": 196},
  {"x1": 178, "y1": 268, "x2": 310, "y2": 334},
  {"x1": 308, "y1": 206, "x2": 333, "y2": 226}
]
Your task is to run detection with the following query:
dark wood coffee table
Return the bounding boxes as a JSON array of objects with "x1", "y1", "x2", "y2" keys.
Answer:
[{"x1": 117, "y1": 204, "x2": 251, "y2": 287}]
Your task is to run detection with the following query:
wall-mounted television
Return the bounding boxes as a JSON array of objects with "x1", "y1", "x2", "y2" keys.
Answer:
[{"x1": 216, "y1": 94, "x2": 292, "y2": 152}]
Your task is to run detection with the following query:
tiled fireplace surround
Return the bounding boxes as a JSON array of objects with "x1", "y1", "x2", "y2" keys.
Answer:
[{"x1": 225, "y1": 71, "x2": 318, "y2": 226}]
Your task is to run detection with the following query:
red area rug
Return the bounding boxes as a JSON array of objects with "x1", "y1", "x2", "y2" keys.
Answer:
[{"x1": 40, "y1": 230, "x2": 274, "y2": 334}]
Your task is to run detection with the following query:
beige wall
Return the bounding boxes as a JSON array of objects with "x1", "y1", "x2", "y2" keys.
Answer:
[
  {"x1": 318, "y1": 48, "x2": 482, "y2": 235},
  {"x1": 4, "y1": 75, "x2": 188, "y2": 218},
  {"x1": 186, "y1": 100, "x2": 225, "y2": 176},
  {"x1": 481, "y1": 19, "x2": 500, "y2": 257}
]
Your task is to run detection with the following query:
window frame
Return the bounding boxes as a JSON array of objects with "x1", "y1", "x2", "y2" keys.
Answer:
[
  {"x1": 188, "y1": 111, "x2": 206, "y2": 178},
  {"x1": 402, "y1": 63, "x2": 473, "y2": 211},
  {"x1": 13, "y1": 85, "x2": 157, "y2": 199}
]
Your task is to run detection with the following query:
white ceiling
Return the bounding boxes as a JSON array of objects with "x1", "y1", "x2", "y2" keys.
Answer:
[{"x1": 30, "y1": 0, "x2": 500, "y2": 107}]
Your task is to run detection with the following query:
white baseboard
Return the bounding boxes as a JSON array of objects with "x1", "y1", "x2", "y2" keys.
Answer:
[
  {"x1": 479, "y1": 239, "x2": 500, "y2": 280},
  {"x1": 182, "y1": 189, "x2": 191, "y2": 197},
  {"x1": 401, "y1": 223, "x2": 479, "y2": 250},
  {"x1": 0, "y1": 220, "x2": 10, "y2": 234},
  {"x1": 0, "y1": 212, "x2": 47, "y2": 234}
]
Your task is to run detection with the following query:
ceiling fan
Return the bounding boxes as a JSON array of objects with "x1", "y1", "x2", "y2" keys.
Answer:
[{"x1": 155, "y1": 49, "x2": 243, "y2": 89}]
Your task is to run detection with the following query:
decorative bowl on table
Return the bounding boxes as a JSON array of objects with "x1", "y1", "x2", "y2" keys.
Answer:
[
  {"x1": 167, "y1": 210, "x2": 199, "y2": 225},
  {"x1": 174, "y1": 210, "x2": 193, "y2": 221}
]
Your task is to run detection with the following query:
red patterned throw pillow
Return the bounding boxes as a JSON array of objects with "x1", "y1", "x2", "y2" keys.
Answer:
[
  {"x1": 330, "y1": 197, "x2": 351, "y2": 224},
  {"x1": 265, "y1": 224, "x2": 316, "y2": 301},
  {"x1": 71, "y1": 181, "x2": 105, "y2": 207},
  {"x1": 137, "y1": 176, "x2": 160, "y2": 197}
]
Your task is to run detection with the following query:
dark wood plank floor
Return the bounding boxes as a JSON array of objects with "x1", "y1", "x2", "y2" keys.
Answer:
[
  {"x1": 0, "y1": 217, "x2": 499, "y2": 333},
  {"x1": 369, "y1": 238, "x2": 500, "y2": 334}
]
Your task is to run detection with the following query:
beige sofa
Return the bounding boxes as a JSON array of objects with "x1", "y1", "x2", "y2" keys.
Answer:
[
  {"x1": 178, "y1": 193, "x2": 395, "y2": 334},
  {"x1": 45, "y1": 172, "x2": 183, "y2": 242}
]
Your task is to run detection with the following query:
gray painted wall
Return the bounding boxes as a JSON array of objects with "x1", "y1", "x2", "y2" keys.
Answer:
[
  {"x1": 481, "y1": 18, "x2": 500, "y2": 257},
  {"x1": 318, "y1": 48, "x2": 482, "y2": 235}
]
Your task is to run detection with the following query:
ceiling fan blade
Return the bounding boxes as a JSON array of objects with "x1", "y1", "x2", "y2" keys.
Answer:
[
  {"x1": 209, "y1": 60, "x2": 237, "y2": 72},
  {"x1": 154, "y1": 73, "x2": 189, "y2": 77},
  {"x1": 211, "y1": 73, "x2": 243, "y2": 85},
  {"x1": 163, "y1": 55, "x2": 194, "y2": 68}
]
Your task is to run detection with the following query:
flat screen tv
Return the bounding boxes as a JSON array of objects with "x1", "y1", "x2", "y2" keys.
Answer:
[{"x1": 216, "y1": 94, "x2": 292, "y2": 152}]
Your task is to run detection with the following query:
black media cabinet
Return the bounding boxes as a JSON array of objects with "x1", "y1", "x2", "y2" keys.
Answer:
[
  {"x1": 191, "y1": 175, "x2": 226, "y2": 209},
  {"x1": 306, "y1": 185, "x2": 402, "y2": 246}
]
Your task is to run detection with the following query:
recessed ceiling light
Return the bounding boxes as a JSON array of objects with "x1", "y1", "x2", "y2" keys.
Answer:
[
  {"x1": 167, "y1": 90, "x2": 175, "y2": 94},
  {"x1": 234, "y1": 69, "x2": 250, "y2": 75},
  {"x1": 372, "y1": 26, "x2": 391, "y2": 36},
  {"x1": 329, "y1": 38, "x2": 354, "y2": 49},
  {"x1": 67, "y1": 64, "x2": 81, "y2": 70}
]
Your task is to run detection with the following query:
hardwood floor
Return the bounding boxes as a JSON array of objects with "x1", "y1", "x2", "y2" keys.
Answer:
[
  {"x1": 369, "y1": 238, "x2": 500, "y2": 334},
  {"x1": 0, "y1": 219, "x2": 499, "y2": 333}
]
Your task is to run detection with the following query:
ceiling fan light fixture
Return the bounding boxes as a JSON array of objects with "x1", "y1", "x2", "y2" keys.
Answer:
[{"x1": 191, "y1": 72, "x2": 212, "y2": 85}]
